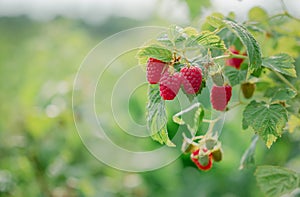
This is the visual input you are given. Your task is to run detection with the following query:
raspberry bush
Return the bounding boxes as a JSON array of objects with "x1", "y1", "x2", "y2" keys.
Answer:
[{"x1": 137, "y1": 7, "x2": 300, "y2": 197}]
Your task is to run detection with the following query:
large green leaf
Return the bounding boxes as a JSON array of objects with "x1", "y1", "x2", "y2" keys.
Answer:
[
  {"x1": 255, "y1": 165, "x2": 300, "y2": 197},
  {"x1": 262, "y1": 53, "x2": 296, "y2": 77},
  {"x1": 195, "y1": 31, "x2": 226, "y2": 50},
  {"x1": 225, "y1": 66, "x2": 247, "y2": 86},
  {"x1": 146, "y1": 84, "x2": 175, "y2": 146},
  {"x1": 137, "y1": 45, "x2": 173, "y2": 64},
  {"x1": 242, "y1": 100, "x2": 288, "y2": 148},
  {"x1": 223, "y1": 20, "x2": 262, "y2": 73}
]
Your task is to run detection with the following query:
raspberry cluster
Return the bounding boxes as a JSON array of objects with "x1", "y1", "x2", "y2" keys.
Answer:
[{"x1": 146, "y1": 58, "x2": 203, "y2": 100}]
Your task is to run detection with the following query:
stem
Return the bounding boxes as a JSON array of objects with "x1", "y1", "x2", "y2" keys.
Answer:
[
  {"x1": 245, "y1": 68, "x2": 251, "y2": 81},
  {"x1": 273, "y1": 71, "x2": 297, "y2": 92},
  {"x1": 213, "y1": 53, "x2": 248, "y2": 61},
  {"x1": 212, "y1": 54, "x2": 230, "y2": 60},
  {"x1": 230, "y1": 53, "x2": 248, "y2": 59},
  {"x1": 205, "y1": 116, "x2": 223, "y2": 137},
  {"x1": 268, "y1": 0, "x2": 300, "y2": 22},
  {"x1": 227, "y1": 102, "x2": 242, "y2": 110},
  {"x1": 202, "y1": 117, "x2": 221, "y2": 123},
  {"x1": 285, "y1": 12, "x2": 300, "y2": 22},
  {"x1": 212, "y1": 27, "x2": 224, "y2": 34}
]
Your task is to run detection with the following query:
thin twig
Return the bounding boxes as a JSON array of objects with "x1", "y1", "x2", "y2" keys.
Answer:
[{"x1": 273, "y1": 71, "x2": 297, "y2": 92}]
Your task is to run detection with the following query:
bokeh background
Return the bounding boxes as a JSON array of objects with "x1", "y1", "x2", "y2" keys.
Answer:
[{"x1": 1, "y1": 0, "x2": 300, "y2": 196}]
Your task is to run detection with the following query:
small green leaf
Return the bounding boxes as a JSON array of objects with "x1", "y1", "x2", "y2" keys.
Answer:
[
  {"x1": 202, "y1": 14, "x2": 225, "y2": 31},
  {"x1": 156, "y1": 33, "x2": 174, "y2": 48},
  {"x1": 224, "y1": 66, "x2": 247, "y2": 86},
  {"x1": 137, "y1": 45, "x2": 173, "y2": 64},
  {"x1": 239, "y1": 135, "x2": 259, "y2": 170},
  {"x1": 223, "y1": 19, "x2": 262, "y2": 73},
  {"x1": 172, "y1": 103, "x2": 204, "y2": 135},
  {"x1": 242, "y1": 100, "x2": 288, "y2": 148},
  {"x1": 248, "y1": 7, "x2": 268, "y2": 23},
  {"x1": 255, "y1": 165, "x2": 300, "y2": 197},
  {"x1": 147, "y1": 84, "x2": 175, "y2": 147},
  {"x1": 262, "y1": 53, "x2": 296, "y2": 77},
  {"x1": 195, "y1": 31, "x2": 226, "y2": 50},
  {"x1": 168, "y1": 25, "x2": 187, "y2": 48},
  {"x1": 184, "y1": 0, "x2": 210, "y2": 19},
  {"x1": 183, "y1": 27, "x2": 199, "y2": 37}
]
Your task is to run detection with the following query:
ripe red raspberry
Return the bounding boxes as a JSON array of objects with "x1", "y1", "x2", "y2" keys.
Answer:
[
  {"x1": 159, "y1": 72, "x2": 182, "y2": 100},
  {"x1": 225, "y1": 85, "x2": 232, "y2": 103},
  {"x1": 210, "y1": 85, "x2": 232, "y2": 111},
  {"x1": 146, "y1": 58, "x2": 166, "y2": 84},
  {"x1": 225, "y1": 46, "x2": 246, "y2": 69},
  {"x1": 180, "y1": 66, "x2": 202, "y2": 94}
]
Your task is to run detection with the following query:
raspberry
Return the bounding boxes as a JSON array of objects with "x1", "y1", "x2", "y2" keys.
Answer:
[
  {"x1": 146, "y1": 58, "x2": 166, "y2": 84},
  {"x1": 159, "y1": 72, "x2": 182, "y2": 100},
  {"x1": 225, "y1": 46, "x2": 246, "y2": 69},
  {"x1": 241, "y1": 82, "x2": 255, "y2": 99},
  {"x1": 211, "y1": 149, "x2": 222, "y2": 162},
  {"x1": 180, "y1": 66, "x2": 202, "y2": 94},
  {"x1": 225, "y1": 85, "x2": 232, "y2": 103},
  {"x1": 210, "y1": 85, "x2": 232, "y2": 111},
  {"x1": 190, "y1": 149, "x2": 213, "y2": 171}
]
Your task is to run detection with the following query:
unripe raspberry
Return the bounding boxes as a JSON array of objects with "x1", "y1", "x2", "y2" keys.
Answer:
[
  {"x1": 211, "y1": 149, "x2": 222, "y2": 162},
  {"x1": 146, "y1": 58, "x2": 166, "y2": 84},
  {"x1": 180, "y1": 66, "x2": 202, "y2": 94},
  {"x1": 241, "y1": 82, "x2": 255, "y2": 99},
  {"x1": 159, "y1": 72, "x2": 182, "y2": 100}
]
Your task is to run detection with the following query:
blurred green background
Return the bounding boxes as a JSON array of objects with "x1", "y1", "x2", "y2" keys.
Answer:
[{"x1": 1, "y1": 0, "x2": 300, "y2": 196}]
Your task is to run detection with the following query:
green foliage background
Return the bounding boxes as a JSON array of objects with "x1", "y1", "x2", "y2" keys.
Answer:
[{"x1": 0, "y1": 1, "x2": 300, "y2": 197}]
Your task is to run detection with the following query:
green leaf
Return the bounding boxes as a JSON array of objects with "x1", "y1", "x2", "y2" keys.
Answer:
[
  {"x1": 147, "y1": 84, "x2": 175, "y2": 147},
  {"x1": 195, "y1": 31, "x2": 226, "y2": 50},
  {"x1": 271, "y1": 88, "x2": 297, "y2": 102},
  {"x1": 262, "y1": 53, "x2": 296, "y2": 77},
  {"x1": 169, "y1": 25, "x2": 187, "y2": 48},
  {"x1": 239, "y1": 135, "x2": 259, "y2": 170},
  {"x1": 172, "y1": 102, "x2": 204, "y2": 135},
  {"x1": 183, "y1": 27, "x2": 199, "y2": 37},
  {"x1": 242, "y1": 100, "x2": 288, "y2": 148},
  {"x1": 224, "y1": 66, "x2": 247, "y2": 86},
  {"x1": 255, "y1": 165, "x2": 300, "y2": 197},
  {"x1": 223, "y1": 19, "x2": 262, "y2": 73},
  {"x1": 202, "y1": 14, "x2": 225, "y2": 31},
  {"x1": 156, "y1": 33, "x2": 173, "y2": 48},
  {"x1": 137, "y1": 45, "x2": 173, "y2": 64},
  {"x1": 248, "y1": 7, "x2": 268, "y2": 23},
  {"x1": 184, "y1": 0, "x2": 210, "y2": 19}
]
